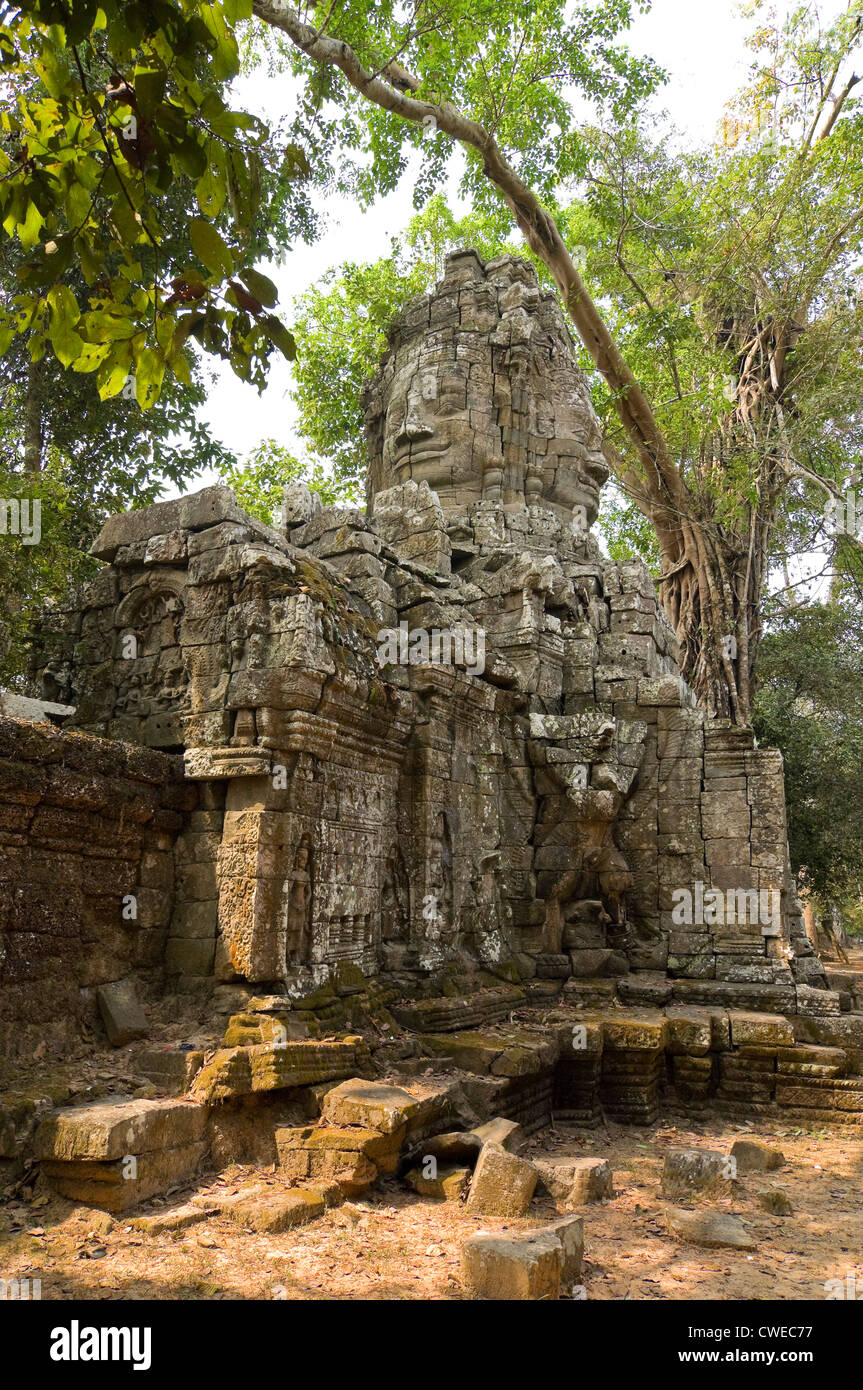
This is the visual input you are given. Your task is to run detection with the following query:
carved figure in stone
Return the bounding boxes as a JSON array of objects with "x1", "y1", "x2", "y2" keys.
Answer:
[
  {"x1": 381, "y1": 846, "x2": 410, "y2": 943},
  {"x1": 285, "y1": 836, "x2": 313, "y2": 968},
  {"x1": 585, "y1": 842, "x2": 634, "y2": 927}
]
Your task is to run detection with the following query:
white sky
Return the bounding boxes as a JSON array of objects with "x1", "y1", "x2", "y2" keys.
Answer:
[{"x1": 165, "y1": 0, "x2": 844, "y2": 498}]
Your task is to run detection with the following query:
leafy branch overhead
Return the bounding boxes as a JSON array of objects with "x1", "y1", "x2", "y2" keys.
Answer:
[{"x1": 0, "y1": 0, "x2": 306, "y2": 403}]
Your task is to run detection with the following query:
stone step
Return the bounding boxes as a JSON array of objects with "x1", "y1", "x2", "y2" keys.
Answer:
[
  {"x1": 188, "y1": 1038, "x2": 368, "y2": 1103},
  {"x1": 392, "y1": 986, "x2": 523, "y2": 1033},
  {"x1": 35, "y1": 1096, "x2": 208, "y2": 1213}
]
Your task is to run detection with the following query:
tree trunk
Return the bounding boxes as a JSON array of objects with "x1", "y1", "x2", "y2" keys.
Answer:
[
  {"x1": 23, "y1": 358, "x2": 43, "y2": 475},
  {"x1": 658, "y1": 527, "x2": 765, "y2": 722}
]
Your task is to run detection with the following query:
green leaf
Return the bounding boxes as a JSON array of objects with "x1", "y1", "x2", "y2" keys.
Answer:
[
  {"x1": 223, "y1": 0, "x2": 253, "y2": 20},
  {"x1": 47, "y1": 285, "x2": 84, "y2": 368},
  {"x1": 283, "y1": 143, "x2": 311, "y2": 180},
  {"x1": 65, "y1": 0, "x2": 101, "y2": 45},
  {"x1": 134, "y1": 67, "x2": 167, "y2": 119},
  {"x1": 135, "y1": 345, "x2": 166, "y2": 409},
  {"x1": 96, "y1": 349, "x2": 133, "y2": 401},
  {"x1": 171, "y1": 348, "x2": 192, "y2": 385},
  {"x1": 35, "y1": 43, "x2": 71, "y2": 100},
  {"x1": 83, "y1": 309, "x2": 140, "y2": 340},
  {"x1": 153, "y1": 101, "x2": 187, "y2": 138},
  {"x1": 70, "y1": 341, "x2": 110, "y2": 372},
  {"x1": 173, "y1": 135, "x2": 208, "y2": 181},
  {"x1": 196, "y1": 143, "x2": 227, "y2": 218},
  {"x1": 240, "y1": 266, "x2": 278, "y2": 308},
  {"x1": 190, "y1": 217, "x2": 233, "y2": 279},
  {"x1": 18, "y1": 200, "x2": 45, "y2": 251},
  {"x1": 261, "y1": 314, "x2": 296, "y2": 361},
  {"x1": 200, "y1": 4, "x2": 240, "y2": 80},
  {"x1": 112, "y1": 191, "x2": 143, "y2": 246}
]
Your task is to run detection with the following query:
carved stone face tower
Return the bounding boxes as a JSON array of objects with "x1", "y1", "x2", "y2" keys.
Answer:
[
  {"x1": 34, "y1": 247, "x2": 817, "y2": 1008},
  {"x1": 363, "y1": 249, "x2": 609, "y2": 527}
]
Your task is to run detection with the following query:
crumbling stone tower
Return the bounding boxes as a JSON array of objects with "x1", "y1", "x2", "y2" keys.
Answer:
[{"x1": 21, "y1": 249, "x2": 826, "y2": 1024}]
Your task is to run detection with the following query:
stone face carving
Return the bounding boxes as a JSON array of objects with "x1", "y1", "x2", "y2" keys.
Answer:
[
  {"x1": 363, "y1": 248, "x2": 609, "y2": 525},
  {"x1": 35, "y1": 249, "x2": 825, "y2": 1010}
]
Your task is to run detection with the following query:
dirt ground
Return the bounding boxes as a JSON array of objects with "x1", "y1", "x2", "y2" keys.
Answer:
[{"x1": 2, "y1": 1112, "x2": 861, "y2": 1301}]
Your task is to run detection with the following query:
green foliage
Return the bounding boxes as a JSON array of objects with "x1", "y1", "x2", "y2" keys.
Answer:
[
  {"x1": 252, "y1": 0, "x2": 664, "y2": 218},
  {"x1": 566, "y1": 2, "x2": 863, "y2": 580},
  {"x1": 752, "y1": 600, "x2": 863, "y2": 904},
  {"x1": 0, "y1": 0, "x2": 304, "y2": 399},
  {"x1": 598, "y1": 485, "x2": 661, "y2": 571},
  {"x1": 0, "y1": 456, "x2": 96, "y2": 683},
  {"x1": 0, "y1": 311, "x2": 233, "y2": 510},
  {"x1": 219, "y1": 438, "x2": 360, "y2": 526}
]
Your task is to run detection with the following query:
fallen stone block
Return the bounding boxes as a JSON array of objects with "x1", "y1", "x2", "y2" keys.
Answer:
[
  {"x1": 224, "y1": 1011, "x2": 309, "y2": 1047},
  {"x1": 544, "y1": 1214, "x2": 584, "y2": 1285},
  {"x1": 471, "y1": 1117, "x2": 524, "y2": 1152},
  {"x1": 278, "y1": 1145, "x2": 376, "y2": 1194},
  {"x1": 188, "y1": 1048, "x2": 251, "y2": 1104},
  {"x1": 617, "y1": 973, "x2": 672, "y2": 1007},
  {"x1": 306, "y1": 1180, "x2": 343, "y2": 1209},
  {"x1": 535, "y1": 1156, "x2": 613, "y2": 1205},
  {"x1": 729, "y1": 1138, "x2": 785, "y2": 1173},
  {"x1": 662, "y1": 1149, "x2": 734, "y2": 1199},
  {"x1": 305, "y1": 1124, "x2": 404, "y2": 1174},
  {"x1": 36, "y1": 1096, "x2": 208, "y2": 1213},
  {"x1": 250, "y1": 1040, "x2": 366, "y2": 1094},
  {"x1": 775, "y1": 1044, "x2": 846, "y2": 1078},
  {"x1": 41, "y1": 1142, "x2": 206, "y2": 1213},
  {"x1": 96, "y1": 980, "x2": 149, "y2": 1047},
  {"x1": 666, "y1": 1206, "x2": 755, "y2": 1250},
  {"x1": 129, "y1": 1202, "x2": 217, "y2": 1235},
  {"x1": 321, "y1": 1079, "x2": 420, "y2": 1135},
  {"x1": 418, "y1": 1032, "x2": 505, "y2": 1074},
  {"x1": 406, "y1": 1164, "x2": 471, "y2": 1200},
  {"x1": 665, "y1": 1008, "x2": 715, "y2": 1056},
  {"x1": 399, "y1": 1079, "x2": 473, "y2": 1142},
  {"x1": 465, "y1": 1142, "x2": 538, "y2": 1217},
  {"x1": 400, "y1": 1130, "x2": 482, "y2": 1175},
  {"x1": 134, "y1": 1049, "x2": 205, "y2": 1095},
  {"x1": 392, "y1": 987, "x2": 524, "y2": 1033},
  {"x1": 36, "y1": 1097, "x2": 206, "y2": 1162},
  {"x1": 275, "y1": 1122, "x2": 402, "y2": 1195},
  {"x1": 490, "y1": 1037, "x2": 557, "y2": 1078},
  {"x1": 189, "y1": 1040, "x2": 363, "y2": 1103},
  {"x1": 218, "y1": 1184, "x2": 326, "y2": 1232},
  {"x1": 462, "y1": 1229, "x2": 562, "y2": 1300},
  {"x1": 729, "y1": 1012, "x2": 794, "y2": 1048},
  {"x1": 602, "y1": 1014, "x2": 668, "y2": 1050}
]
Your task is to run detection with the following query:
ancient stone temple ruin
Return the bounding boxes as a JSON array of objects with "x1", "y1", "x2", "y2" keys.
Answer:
[
  {"x1": 18, "y1": 248, "x2": 823, "y2": 1000},
  {"x1": 3, "y1": 252, "x2": 862, "y2": 1275}
]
